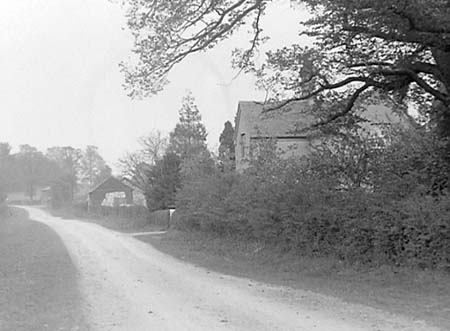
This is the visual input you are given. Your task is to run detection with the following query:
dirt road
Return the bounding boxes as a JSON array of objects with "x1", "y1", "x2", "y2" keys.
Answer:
[{"x1": 23, "y1": 207, "x2": 440, "y2": 331}]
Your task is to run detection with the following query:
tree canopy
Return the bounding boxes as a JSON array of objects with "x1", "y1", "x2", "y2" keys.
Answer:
[
  {"x1": 46, "y1": 146, "x2": 83, "y2": 201},
  {"x1": 119, "y1": 130, "x2": 167, "y2": 192},
  {"x1": 122, "y1": 0, "x2": 450, "y2": 132},
  {"x1": 0, "y1": 143, "x2": 13, "y2": 196},
  {"x1": 122, "y1": 0, "x2": 266, "y2": 97},
  {"x1": 80, "y1": 145, "x2": 111, "y2": 188},
  {"x1": 168, "y1": 92, "x2": 208, "y2": 160},
  {"x1": 218, "y1": 120, "x2": 235, "y2": 170},
  {"x1": 14, "y1": 145, "x2": 57, "y2": 200}
]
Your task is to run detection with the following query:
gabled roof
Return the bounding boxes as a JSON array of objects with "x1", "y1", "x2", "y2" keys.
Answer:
[
  {"x1": 235, "y1": 100, "x2": 316, "y2": 140},
  {"x1": 234, "y1": 98, "x2": 413, "y2": 141},
  {"x1": 121, "y1": 177, "x2": 145, "y2": 193},
  {"x1": 88, "y1": 176, "x2": 132, "y2": 195}
]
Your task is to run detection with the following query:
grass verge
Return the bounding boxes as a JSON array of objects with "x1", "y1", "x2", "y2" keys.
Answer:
[
  {"x1": 137, "y1": 229, "x2": 450, "y2": 330},
  {"x1": 0, "y1": 207, "x2": 87, "y2": 330}
]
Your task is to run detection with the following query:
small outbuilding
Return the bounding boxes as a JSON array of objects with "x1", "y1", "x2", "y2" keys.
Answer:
[{"x1": 88, "y1": 177, "x2": 133, "y2": 210}]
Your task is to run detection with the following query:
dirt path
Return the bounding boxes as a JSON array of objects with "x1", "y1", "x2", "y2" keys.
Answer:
[{"x1": 23, "y1": 207, "x2": 441, "y2": 331}]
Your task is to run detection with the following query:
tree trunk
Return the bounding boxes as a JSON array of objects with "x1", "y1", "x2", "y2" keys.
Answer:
[
  {"x1": 431, "y1": 48, "x2": 450, "y2": 138},
  {"x1": 432, "y1": 48, "x2": 450, "y2": 94}
]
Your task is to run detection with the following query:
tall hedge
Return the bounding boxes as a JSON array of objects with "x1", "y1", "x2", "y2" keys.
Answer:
[{"x1": 175, "y1": 128, "x2": 450, "y2": 270}]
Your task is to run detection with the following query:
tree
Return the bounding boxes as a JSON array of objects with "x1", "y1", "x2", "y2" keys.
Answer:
[
  {"x1": 80, "y1": 146, "x2": 111, "y2": 189},
  {"x1": 218, "y1": 121, "x2": 235, "y2": 170},
  {"x1": 0, "y1": 143, "x2": 13, "y2": 196},
  {"x1": 14, "y1": 145, "x2": 56, "y2": 200},
  {"x1": 139, "y1": 131, "x2": 168, "y2": 163},
  {"x1": 46, "y1": 146, "x2": 82, "y2": 201},
  {"x1": 118, "y1": 131, "x2": 167, "y2": 191},
  {"x1": 0, "y1": 143, "x2": 11, "y2": 159},
  {"x1": 307, "y1": 130, "x2": 386, "y2": 191},
  {"x1": 168, "y1": 93, "x2": 208, "y2": 160},
  {"x1": 146, "y1": 152, "x2": 182, "y2": 210},
  {"x1": 121, "y1": 0, "x2": 266, "y2": 97},
  {"x1": 122, "y1": 1, "x2": 450, "y2": 132}
]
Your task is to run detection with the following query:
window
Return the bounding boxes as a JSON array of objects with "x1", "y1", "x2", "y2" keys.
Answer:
[{"x1": 240, "y1": 133, "x2": 246, "y2": 158}]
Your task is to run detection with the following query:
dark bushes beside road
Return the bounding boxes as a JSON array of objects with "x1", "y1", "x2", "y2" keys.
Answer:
[{"x1": 175, "y1": 127, "x2": 450, "y2": 271}]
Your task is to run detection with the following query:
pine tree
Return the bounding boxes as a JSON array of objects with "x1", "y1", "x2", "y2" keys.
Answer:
[
  {"x1": 168, "y1": 93, "x2": 208, "y2": 161},
  {"x1": 218, "y1": 121, "x2": 235, "y2": 171}
]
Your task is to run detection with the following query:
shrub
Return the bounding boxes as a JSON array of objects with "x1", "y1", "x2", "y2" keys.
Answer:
[{"x1": 175, "y1": 127, "x2": 450, "y2": 270}]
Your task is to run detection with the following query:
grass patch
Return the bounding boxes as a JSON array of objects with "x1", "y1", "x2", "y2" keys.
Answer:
[
  {"x1": 0, "y1": 207, "x2": 87, "y2": 330},
  {"x1": 138, "y1": 229, "x2": 450, "y2": 330}
]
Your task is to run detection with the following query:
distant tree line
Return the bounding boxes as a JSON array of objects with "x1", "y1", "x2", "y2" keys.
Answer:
[{"x1": 0, "y1": 144, "x2": 111, "y2": 205}]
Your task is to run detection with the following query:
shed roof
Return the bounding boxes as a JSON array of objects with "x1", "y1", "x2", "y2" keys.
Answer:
[{"x1": 88, "y1": 176, "x2": 132, "y2": 195}]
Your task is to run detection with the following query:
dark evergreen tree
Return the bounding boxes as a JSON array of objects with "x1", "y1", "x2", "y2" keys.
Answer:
[
  {"x1": 168, "y1": 93, "x2": 208, "y2": 161},
  {"x1": 218, "y1": 121, "x2": 235, "y2": 171},
  {"x1": 146, "y1": 152, "x2": 181, "y2": 210}
]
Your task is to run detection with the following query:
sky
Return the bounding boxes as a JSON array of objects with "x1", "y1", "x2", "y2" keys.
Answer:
[{"x1": 0, "y1": 0, "x2": 309, "y2": 172}]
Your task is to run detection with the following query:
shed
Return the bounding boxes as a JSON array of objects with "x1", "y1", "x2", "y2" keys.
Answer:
[{"x1": 88, "y1": 177, "x2": 133, "y2": 210}]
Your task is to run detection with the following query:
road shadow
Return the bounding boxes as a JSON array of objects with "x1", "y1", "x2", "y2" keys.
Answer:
[{"x1": 0, "y1": 207, "x2": 89, "y2": 330}]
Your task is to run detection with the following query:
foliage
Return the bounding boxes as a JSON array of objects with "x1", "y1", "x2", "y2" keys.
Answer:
[
  {"x1": 46, "y1": 146, "x2": 83, "y2": 201},
  {"x1": 0, "y1": 142, "x2": 111, "y2": 204},
  {"x1": 307, "y1": 129, "x2": 387, "y2": 190},
  {"x1": 0, "y1": 143, "x2": 13, "y2": 196},
  {"x1": 119, "y1": 130, "x2": 167, "y2": 191},
  {"x1": 121, "y1": 0, "x2": 265, "y2": 97},
  {"x1": 175, "y1": 126, "x2": 450, "y2": 270},
  {"x1": 122, "y1": 1, "x2": 450, "y2": 133},
  {"x1": 141, "y1": 93, "x2": 210, "y2": 209},
  {"x1": 218, "y1": 121, "x2": 235, "y2": 171},
  {"x1": 14, "y1": 145, "x2": 58, "y2": 200},
  {"x1": 176, "y1": 168, "x2": 240, "y2": 233},
  {"x1": 120, "y1": 94, "x2": 210, "y2": 210},
  {"x1": 119, "y1": 0, "x2": 450, "y2": 269},
  {"x1": 145, "y1": 152, "x2": 182, "y2": 210},
  {"x1": 79, "y1": 145, "x2": 111, "y2": 189},
  {"x1": 306, "y1": 125, "x2": 450, "y2": 197},
  {"x1": 250, "y1": 1, "x2": 450, "y2": 124},
  {"x1": 373, "y1": 127, "x2": 450, "y2": 197},
  {"x1": 168, "y1": 93, "x2": 208, "y2": 160}
]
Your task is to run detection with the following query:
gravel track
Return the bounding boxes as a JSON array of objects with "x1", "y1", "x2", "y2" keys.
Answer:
[{"x1": 23, "y1": 207, "x2": 441, "y2": 331}]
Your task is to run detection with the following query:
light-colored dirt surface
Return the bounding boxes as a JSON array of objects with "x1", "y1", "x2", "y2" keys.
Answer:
[{"x1": 23, "y1": 207, "x2": 442, "y2": 331}]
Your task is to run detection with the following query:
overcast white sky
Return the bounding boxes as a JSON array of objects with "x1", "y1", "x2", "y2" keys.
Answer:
[{"x1": 0, "y1": 0, "x2": 309, "y2": 172}]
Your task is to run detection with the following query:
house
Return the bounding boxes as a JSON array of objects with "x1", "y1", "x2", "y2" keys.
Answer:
[
  {"x1": 88, "y1": 176, "x2": 133, "y2": 210},
  {"x1": 234, "y1": 100, "x2": 317, "y2": 171},
  {"x1": 234, "y1": 99, "x2": 411, "y2": 171}
]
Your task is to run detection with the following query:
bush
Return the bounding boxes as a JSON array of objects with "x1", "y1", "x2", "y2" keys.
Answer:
[{"x1": 174, "y1": 127, "x2": 450, "y2": 270}]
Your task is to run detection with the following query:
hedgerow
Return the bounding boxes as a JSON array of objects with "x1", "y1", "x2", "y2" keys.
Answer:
[{"x1": 175, "y1": 127, "x2": 450, "y2": 270}]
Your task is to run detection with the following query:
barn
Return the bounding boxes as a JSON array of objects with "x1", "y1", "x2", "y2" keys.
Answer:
[{"x1": 88, "y1": 177, "x2": 133, "y2": 210}]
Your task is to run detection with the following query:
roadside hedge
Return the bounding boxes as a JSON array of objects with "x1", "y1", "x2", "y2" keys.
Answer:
[
  {"x1": 175, "y1": 128, "x2": 450, "y2": 271},
  {"x1": 176, "y1": 169, "x2": 450, "y2": 270}
]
